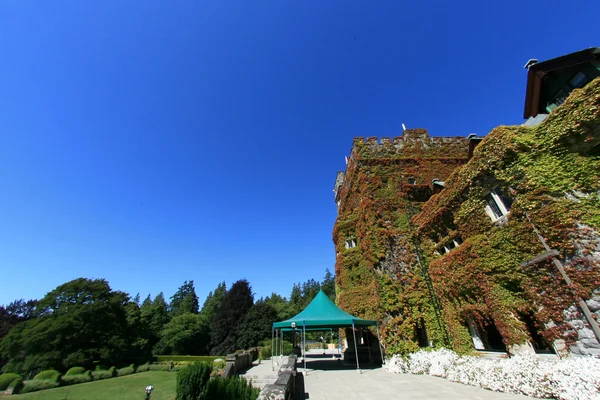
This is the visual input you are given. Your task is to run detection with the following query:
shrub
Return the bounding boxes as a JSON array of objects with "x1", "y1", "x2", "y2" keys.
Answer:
[
  {"x1": 62, "y1": 374, "x2": 92, "y2": 385},
  {"x1": 0, "y1": 373, "x2": 22, "y2": 391},
  {"x1": 33, "y1": 369, "x2": 61, "y2": 383},
  {"x1": 7, "y1": 378, "x2": 24, "y2": 394},
  {"x1": 108, "y1": 366, "x2": 116, "y2": 376},
  {"x1": 176, "y1": 362, "x2": 212, "y2": 400},
  {"x1": 21, "y1": 380, "x2": 60, "y2": 394},
  {"x1": 92, "y1": 369, "x2": 114, "y2": 380},
  {"x1": 84, "y1": 370, "x2": 92, "y2": 380},
  {"x1": 202, "y1": 376, "x2": 259, "y2": 400},
  {"x1": 117, "y1": 366, "x2": 135, "y2": 376},
  {"x1": 260, "y1": 339, "x2": 293, "y2": 358},
  {"x1": 148, "y1": 363, "x2": 170, "y2": 371},
  {"x1": 65, "y1": 366, "x2": 86, "y2": 376},
  {"x1": 155, "y1": 355, "x2": 224, "y2": 363},
  {"x1": 136, "y1": 362, "x2": 150, "y2": 373}
]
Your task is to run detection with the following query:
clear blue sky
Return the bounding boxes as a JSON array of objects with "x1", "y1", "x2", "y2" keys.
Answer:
[{"x1": 0, "y1": 1, "x2": 598, "y2": 306}]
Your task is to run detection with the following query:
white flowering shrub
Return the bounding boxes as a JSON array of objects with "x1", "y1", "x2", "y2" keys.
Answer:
[{"x1": 384, "y1": 348, "x2": 600, "y2": 400}]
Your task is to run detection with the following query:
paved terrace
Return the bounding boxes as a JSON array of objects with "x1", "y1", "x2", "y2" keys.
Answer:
[{"x1": 294, "y1": 350, "x2": 535, "y2": 400}]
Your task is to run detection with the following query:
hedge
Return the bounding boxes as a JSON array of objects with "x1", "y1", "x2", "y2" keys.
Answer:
[
  {"x1": 65, "y1": 366, "x2": 86, "y2": 376},
  {"x1": 0, "y1": 373, "x2": 22, "y2": 391},
  {"x1": 117, "y1": 365, "x2": 135, "y2": 376},
  {"x1": 136, "y1": 362, "x2": 151, "y2": 373},
  {"x1": 92, "y1": 367, "x2": 116, "y2": 380},
  {"x1": 7, "y1": 378, "x2": 24, "y2": 394},
  {"x1": 62, "y1": 374, "x2": 92, "y2": 385},
  {"x1": 21, "y1": 380, "x2": 60, "y2": 394},
  {"x1": 155, "y1": 355, "x2": 223, "y2": 363},
  {"x1": 33, "y1": 370, "x2": 61, "y2": 382}
]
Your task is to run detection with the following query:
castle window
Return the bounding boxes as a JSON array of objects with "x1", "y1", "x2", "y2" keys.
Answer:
[
  {"x1": 485, "y1": 187, "x2": 512, "y2": 222},
  {"x1": 345, "y1": 239, "x2": 357, "y2": 249}
]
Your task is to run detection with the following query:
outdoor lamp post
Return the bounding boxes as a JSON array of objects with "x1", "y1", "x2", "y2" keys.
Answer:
[{"x1": 145, "y1": 384, "x2": 154, "y2": 399}]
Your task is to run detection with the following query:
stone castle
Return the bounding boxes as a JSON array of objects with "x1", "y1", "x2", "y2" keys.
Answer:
[{"x1": 332, "y1": 49, "x2": 600, "y2": 358}]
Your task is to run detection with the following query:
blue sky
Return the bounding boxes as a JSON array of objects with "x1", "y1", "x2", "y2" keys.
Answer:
[{"x1": 0, "y1": 1, "x2": 598, "y2": 306}]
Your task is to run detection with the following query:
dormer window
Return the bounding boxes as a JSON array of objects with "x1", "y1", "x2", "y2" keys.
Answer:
[
  {"x1": 408, "y1": 177, "x2": 416, "y2": 185},
  {"x1": 485, "y1": 187, "x2": 513, "y2": 222},
  {"x1": 345, "y1": 238, "x2": 357, "y2": 249}
]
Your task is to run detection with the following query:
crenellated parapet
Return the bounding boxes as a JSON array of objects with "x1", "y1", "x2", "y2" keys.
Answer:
[{"x1": 351, "y1": 129, "x2": 470, "y2": 160}]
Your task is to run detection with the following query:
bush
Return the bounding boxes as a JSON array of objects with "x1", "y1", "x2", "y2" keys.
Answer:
[
  {"x1": 21, "y1": 380, "x2": 60, "y2": 394},
  {"x1": 176, "y1": 362, "x2": 212, "y2": 400},
  {"x1": 136, "y1": 362, "x2": 150, "y2": 373},
  {"x1": 65, "y1": 366, "x2": 86, "y2": 376},
  {"x1": 92, "y1": 369, "x2": 114, "y2": 380},
  {"x1": 7, "y1": 378, "x2": 24, "y2": 394},
  {"x1": 84, "y1": 370, "x2": 92, "y2": 380},
  {"x1": 202, "y1": 376, "x2": 259, "y2": 400},
  {"x1": 33, "y1": 369, "x2": 61, "y2": 382},
  {"x1": 117, "y1": 366, "x2": 135, "y2": 376},
  {"x1": 259, "y1": 339, "x2": 293, "y2": 358},
  {"x1": 148, "y1": 363, "x2": 170, "y2": 371},
  {"x1": 156, "y1": 355, "x2": 224, "y2": 363},
  {"x1": 62, "y1": 374, "x2": 92, "y2": 385},
  {"x1": 0, "y1": 373, "x2": 22, "y2": 391}
]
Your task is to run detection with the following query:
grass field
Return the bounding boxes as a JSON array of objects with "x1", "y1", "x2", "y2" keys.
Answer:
[{"x1": 0, "y1": 371, "x2": 176, "y2": 400}]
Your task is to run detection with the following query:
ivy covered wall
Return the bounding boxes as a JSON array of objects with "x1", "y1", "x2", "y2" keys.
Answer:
[
  {"x1": 333, "y1": 130, "x2": 470, "y2": 354},
  {"x1": 333, "y1": 78, "x2": 600, "y2": 356}
]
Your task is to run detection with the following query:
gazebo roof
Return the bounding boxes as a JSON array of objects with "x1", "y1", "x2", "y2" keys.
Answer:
[{"x1": 272, "y1": 290, "x2": 377, "y2": 329}]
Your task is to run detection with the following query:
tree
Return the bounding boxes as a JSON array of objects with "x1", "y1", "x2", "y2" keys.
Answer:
[
  {"x1": 236, "y1": 301, "x2": 278, "y2": 349},
  {"x1": 199, "y1": 282, "x2": 227, "y2": 324},
  {"x1": 321, "y1": 269, "x2": 336, "y2": 301},
  {"x1": 140, "y1": 292, "x2": 171, "y2": 354},
  {"x1": 264, "y1": 293, "x2": 293, "y2": 321},
  {"x1": 170, "y1": 281, "x2": 199, "y2": 316},
  {"x1": 155, "y1": 313, "x2": 210, "y2": 355},
  {"x1": 0, "y1": 278, "x2": 131, "y2": 373},
  {"x1": 210, "y1": 280, "x2": 254, "y2": 355}
]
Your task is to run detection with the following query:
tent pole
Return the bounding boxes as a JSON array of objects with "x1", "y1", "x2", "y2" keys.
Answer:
[
  {"x1": 271, "y1": 326, "x2": 275, "y2": 371},
  {"x1": 303, "y1": 323, "x2": 307, "y2": 375},
  {"x1": 331, "y1": 328, "x2": 335, "y2": 359},
  {"x1": 280, "y1": 329, "x2": 284, "y2": 365},
  {"x1": 376, "y1": 323, "x2": 385, "y2": 365},
  {"x1": 352, "y1": 321, "x2": 361, "y2": 373},
  {"x1": 338, "y1": 328, "x2": 342, "y2": 357}
]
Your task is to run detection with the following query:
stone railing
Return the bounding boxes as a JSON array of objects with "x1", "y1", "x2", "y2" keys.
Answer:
[
  {"x1": 257, "y1": 355, "x2": 297, "y2": 400},
  {"x1": 222, "y1": 348, "x2": 259, "y2": 378}
]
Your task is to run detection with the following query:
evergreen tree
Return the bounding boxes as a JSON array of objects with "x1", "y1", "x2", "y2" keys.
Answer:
[
  {"x1": 140, "y1": 292, "x2": 170, "y2": 354},
  {"x1": 199, "y1": 282, "x2": 227, "y2": 323},
  {"x1": 170, "y1": 280, "x2": 199, "y2": 316},
  {"x1": 321, "y1": 268, "x2": 336, "y2": 301},
  {"x1": 155, "y1": 313, "x2": 210, "y2": 355},
  {"x1": 209, "y1": 280, "x2": 253, "y2": 355},
  {"x1": 236, "y1": 301, "x2": 278, "y2": 349},
  {"x1": 264, "y1": 293, "x2": 293, "y2": 321}
]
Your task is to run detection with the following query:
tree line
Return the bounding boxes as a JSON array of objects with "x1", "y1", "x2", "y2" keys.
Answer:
[{"x1": 0, "y1": 269, "x2": 335, "y2": 374}]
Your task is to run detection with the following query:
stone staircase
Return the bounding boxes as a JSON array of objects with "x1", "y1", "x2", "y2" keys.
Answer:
[
  {"x1": 239, "y1": 372, "x2": 279, "y2": 389},
  {"x1": 239, "y1": 358, "x2": 287, "y2": 389}
]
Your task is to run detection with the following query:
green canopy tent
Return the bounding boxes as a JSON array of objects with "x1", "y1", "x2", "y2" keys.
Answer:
[{"x1": 271, "y1": 290, "x2": 384, "y2": 373}]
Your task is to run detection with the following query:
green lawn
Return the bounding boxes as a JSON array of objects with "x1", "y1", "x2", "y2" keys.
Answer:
[{"x1": 0, "y1": 371, "x2": 176, "y2": 400}]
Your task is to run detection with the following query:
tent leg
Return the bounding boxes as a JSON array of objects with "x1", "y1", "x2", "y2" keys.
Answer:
[
  {"x1": 376, "y1": 323, "x2": 385, "y2": 365},
  {"x1": 352, "y1": 321, "x2": 361, "y2": 373},
  {"x1": 303, "y1": 325, "x2": 307, "y2": 375},
  {"x1": 271, "y1": 327, "x2": 275, "y2": 371},
  {"x1": 280, "y1": 330, "x2": 284, "y2": 365},
  {"x1": 331, "y1": 328, "x2": 335, "y2": 359}
]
